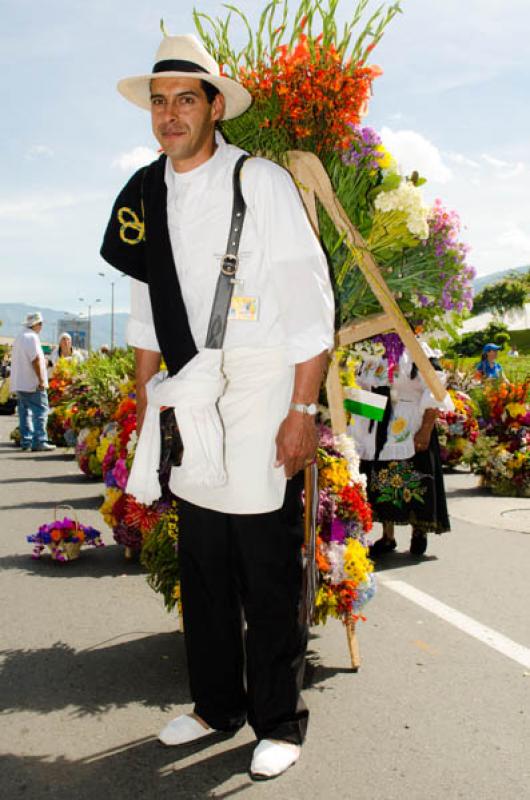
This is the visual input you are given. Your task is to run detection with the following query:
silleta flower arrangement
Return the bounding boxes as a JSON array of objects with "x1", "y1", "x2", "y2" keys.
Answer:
[
  {"x1": 436, "y1": 389, "x2": 479, "y2": 467},
  {"x1": 27, "y1": 517, "x2": 104, "y2": 562},
  {"x1": 75, "y1": 425, "x2": 103, "y2": 478},
  {"x1": 193, "y1": 0, "x2": 475, "y2": 332},
  {"x1": 469, "y1": 379, "x2": 530, "y2": 497},
  {"x1": 314, "y1": 427, "x2": 375, "y2": 624}
]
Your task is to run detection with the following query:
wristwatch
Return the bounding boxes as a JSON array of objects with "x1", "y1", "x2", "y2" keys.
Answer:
[{"x1": 290, "y1": 401, "x2": 318, "y2": 416}]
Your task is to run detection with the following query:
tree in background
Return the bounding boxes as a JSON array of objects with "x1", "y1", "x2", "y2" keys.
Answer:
[
  {"x1": 473, "y1": 271, "x2": 530, "y2": 316},
  {"x1": 448, "y1": 321, "x2": 510, "y2": 357}
]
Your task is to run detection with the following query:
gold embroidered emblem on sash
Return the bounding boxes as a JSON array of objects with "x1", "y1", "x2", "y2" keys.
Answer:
[{"x1": 117, "y1": 207, "x2": 145, "y2": 244}]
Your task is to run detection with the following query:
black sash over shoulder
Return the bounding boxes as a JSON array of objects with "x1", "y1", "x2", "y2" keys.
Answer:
[{"x1": 100, "y1": 154, "x2": 197, "y2": 376}]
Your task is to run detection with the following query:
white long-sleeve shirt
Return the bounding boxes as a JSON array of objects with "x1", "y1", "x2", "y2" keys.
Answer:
[{"x1": 127, "y1": 133, "x2": 334, "y2": 364}]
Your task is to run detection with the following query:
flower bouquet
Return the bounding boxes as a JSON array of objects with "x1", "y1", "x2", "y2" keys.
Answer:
[
  {"x1": 436, "y1": 389, "x2": 478, "y2": 467},
  {"x1": 469, "y1": 379, "x2": 530, "y2": 496},
  {"x1": 314, "y1": 427, "x2": 375, "y2": 625},
  {"x1": 27, "y1": 507, "x2": 104, "y2": 562},
  {"x1": 194, "y1": 0, "x2": 475, "y2": 333},
  {"x1": 75, "y1": 425, "x2": 104, "y2": 478}
]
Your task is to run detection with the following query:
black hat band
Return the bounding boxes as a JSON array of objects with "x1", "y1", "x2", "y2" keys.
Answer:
[{"x1": 152, "y1": 59, "x2": 210, "y2": 75}]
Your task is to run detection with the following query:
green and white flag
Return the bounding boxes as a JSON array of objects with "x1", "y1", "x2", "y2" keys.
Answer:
[{"x1": 344, "y1": 388, "x2": 388, "y2": 422}]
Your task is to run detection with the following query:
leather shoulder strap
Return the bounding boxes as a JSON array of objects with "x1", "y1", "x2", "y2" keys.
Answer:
[{"x1": 205, "y1": 154, "x2": 250, "y2": 349}]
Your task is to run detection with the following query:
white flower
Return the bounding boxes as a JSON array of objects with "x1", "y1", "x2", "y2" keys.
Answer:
[
  {"x1": 334, "y1": 432, "x2": 366, "y2": 487},
  {"x1": 374, "y1": 180, "x2": 430, "y2": 240}
]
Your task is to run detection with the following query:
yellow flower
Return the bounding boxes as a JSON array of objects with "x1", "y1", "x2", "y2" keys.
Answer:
[
  {"x1": 343, "y1": 539, "x2": 374, "y2": 584},
  {"x1": 319, "y1": 455, "x2": 350, "y2": 493},
  {"x1": 374, "y1": 145, "x2": 396, "y2": 171},
  {"x1": 96, "y1": 437, "x2": 111, "y2": 463},
  {"x1": 506, "y1": 402, "x2": 526, "y2": 419},
  {"x1": 403, "y1": 488, "x2": 412, "y2": 502},
  {"x1": 391, "y1": 417, "x2": 407, "y2": 436},
  {"x1": 391, "y1": 474, "x2": 404, "y2": 488}
]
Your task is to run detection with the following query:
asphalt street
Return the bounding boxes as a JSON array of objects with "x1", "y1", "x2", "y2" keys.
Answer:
[{"x1": 1, "y1": 414, "x2": 529, "y2": 800}]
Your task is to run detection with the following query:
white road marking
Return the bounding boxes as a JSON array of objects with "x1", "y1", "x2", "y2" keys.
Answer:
[{"x1": 380, "y1": 579, "x2": 530, "y2": 669}]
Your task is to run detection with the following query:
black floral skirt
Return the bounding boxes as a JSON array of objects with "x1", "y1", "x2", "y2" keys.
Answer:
[{"x1": 360, "y1": 430, "x2": 450, "y2": 534}]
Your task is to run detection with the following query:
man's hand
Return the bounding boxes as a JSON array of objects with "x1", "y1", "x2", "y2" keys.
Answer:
[{"x1": 275, "y1": 410, "x2": 318, "y2": 478}]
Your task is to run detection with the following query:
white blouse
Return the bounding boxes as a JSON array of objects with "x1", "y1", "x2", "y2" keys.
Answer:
[
  {"x1": 127, "y1": 132, "x2": 334, "y2": 365},
  {"x1": 349, "y1": 344, "x2": 453, "y2": 462}
]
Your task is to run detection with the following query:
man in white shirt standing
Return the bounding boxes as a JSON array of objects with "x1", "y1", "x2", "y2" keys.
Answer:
[
  {"x1": 10, "y1": 312, "x2": 55, "y2": 452},
  {"x1": 102, "y1": 34, "x2": 334, "y2": 780}
]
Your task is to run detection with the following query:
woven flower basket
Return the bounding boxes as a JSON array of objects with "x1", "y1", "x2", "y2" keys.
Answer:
[{"x1": 27, "y1": 504, "x2": 104, "y2": 562}]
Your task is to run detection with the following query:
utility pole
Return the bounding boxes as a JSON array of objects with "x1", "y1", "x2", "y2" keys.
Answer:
[
  {"x1": 78, "y1": 297, "x2": 101, "y2": 352},
  {"x1": 98, "y1": 272, "x2": 118, "y2": 350}
]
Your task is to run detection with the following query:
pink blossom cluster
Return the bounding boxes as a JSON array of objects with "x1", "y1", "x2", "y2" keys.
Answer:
[{"x1": 425, "y1": 200, "x2": 476, "y2": 313}]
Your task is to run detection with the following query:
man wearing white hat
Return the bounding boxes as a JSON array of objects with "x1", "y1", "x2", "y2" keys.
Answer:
[
  {"x1": 102, "y1": 31, "x2": 334, "y2": 780},
  {"x1": 10, "y1": 312, "x2": 55, "y2": 452}
]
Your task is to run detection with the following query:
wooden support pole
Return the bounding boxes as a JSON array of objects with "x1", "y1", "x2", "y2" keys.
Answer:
[
  {"x1": 287, "y1": 150, "x2": 447, "y2": 402},
  {"x1": 346, "y1": 618, "x2": 361, "y2": 672},
  {"x1": 338, "y1": 312, "x2": 394, "y2": 347}
]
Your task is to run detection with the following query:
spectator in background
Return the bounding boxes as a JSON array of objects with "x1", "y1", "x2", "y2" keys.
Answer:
[
  {"x1": 10, "y1": 312, "x2": 55, "y2": 452},
  {"x1": 99, "y1": 344, "x2": 110, "y2": 356},
  {"x1": 50, "y1": 332, "x2": 84, "y2": 368},
  {"x1": 474, "y1": 343, "x2": 506, "y2": 381},
  {"x1": 508, "y1": 345, "x2": 519, "y2": 357}
]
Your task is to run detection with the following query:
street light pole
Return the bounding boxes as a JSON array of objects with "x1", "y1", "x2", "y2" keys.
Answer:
[
  {"x1": 78, "y1": 297, "x2": 101, "y2": 352},
  {"x1": 98, "y1": 270, "x2": 124, "y2": 351}
]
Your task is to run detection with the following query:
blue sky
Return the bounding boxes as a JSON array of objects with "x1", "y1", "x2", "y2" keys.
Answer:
[{"x1": 1, "y1": 0, "x2": 529, "y2": 316}]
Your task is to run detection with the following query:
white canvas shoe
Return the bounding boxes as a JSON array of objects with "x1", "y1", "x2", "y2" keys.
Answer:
[
  {"x1": 158, "y1": 714, "x2": 214, "y2": 746},
  {"x1": 250, "y1": 739, "x2": 301, "y2": 779}
]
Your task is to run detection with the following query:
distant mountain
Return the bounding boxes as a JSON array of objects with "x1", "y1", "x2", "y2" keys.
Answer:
[
  {"x1": 0, "y1": 303, "x2": 128, "y2": 350},
  {"x1": 473, "y1": 264, "x2": 530, "y2": 294}
]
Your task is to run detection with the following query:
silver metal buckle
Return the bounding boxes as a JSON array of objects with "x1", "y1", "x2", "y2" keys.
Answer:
[{"x1": 221, "y1": 254, "x2": 238, "y2": 277}]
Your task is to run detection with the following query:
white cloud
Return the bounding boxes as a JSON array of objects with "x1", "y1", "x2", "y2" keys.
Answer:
[
  {"x1": 380, "y1": 127, "x2": 453, "y2": 184},
  {"x1": 0, "y1": 191, "x2": 104, "y2": 223},
  {"x1": 446, "y1": 152, "x2": 481, "y2": 169},
  {"x1": 481, "y1": 154, "x2": 526, "y2": 179},
  {"x1": 25, "y1": 144, "x2": 54, "y2": 160},
  {"x1": 482, "y1": 154, "x2": 511, "y2": 169},
  {"x1": 112, "y1": 146, "x2": 158, "y2": 172}
]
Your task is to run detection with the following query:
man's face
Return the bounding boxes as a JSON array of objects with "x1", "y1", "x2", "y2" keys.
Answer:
[{"x1": 150, "y1": 77, "x2": 224, "y2": 167}]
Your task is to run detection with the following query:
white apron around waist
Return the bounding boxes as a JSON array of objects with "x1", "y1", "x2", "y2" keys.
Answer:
[{"x1": 169, "y1": 346, "x2": 294, "y2": 514}]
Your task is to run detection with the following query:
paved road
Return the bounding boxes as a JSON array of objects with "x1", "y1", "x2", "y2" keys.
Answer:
[{"x1": 1, "y1": 414, "x2": 529, "y2": 800}]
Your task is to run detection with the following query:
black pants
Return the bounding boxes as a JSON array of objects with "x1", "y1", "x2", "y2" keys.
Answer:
[{"x1": 178, "y1": 474, "x2": 308, "y2": 744}]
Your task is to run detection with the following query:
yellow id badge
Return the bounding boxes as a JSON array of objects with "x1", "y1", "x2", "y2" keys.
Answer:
[{"x1": 229, "y1": 296, "x2": 259, "y2": 321}]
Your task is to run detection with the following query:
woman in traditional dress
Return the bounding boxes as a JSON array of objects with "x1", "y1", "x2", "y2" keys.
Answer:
[{"x1": 349, "y1": 335, "x2": 453, "y2": 557}]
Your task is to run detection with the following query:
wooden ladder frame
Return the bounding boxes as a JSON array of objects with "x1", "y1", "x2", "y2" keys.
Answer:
[{"x1": 287, "y1": 151, "x2": 446, "y2": 670}]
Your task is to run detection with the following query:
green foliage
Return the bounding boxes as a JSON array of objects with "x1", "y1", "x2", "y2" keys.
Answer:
[
  {"x1": 80, "y1": 349, "x2": 135, "y2": 410},
  {"x1": 447, "y1": 321, "x2": 510, "y2": 358},
  {"x1": 508, "y1": 329, "x2": 530, "y2": 353},
  {"x1": 193, "y1": 0, "x2": 402, "y2": 77},
  {"x1": 473, "y1": 272, "x2": 529, "y2": 316},
  {"x1": 141, "y1": 504, "x2": 179, "y2": 612}
]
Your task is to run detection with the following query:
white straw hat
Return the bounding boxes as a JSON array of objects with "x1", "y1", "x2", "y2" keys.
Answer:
[
  {"x1": 117, "y1": 34, "x2": 252, "y2": 121},
  {"x1": 24, "y1": 312, "x2": 43, "y2": 327}
]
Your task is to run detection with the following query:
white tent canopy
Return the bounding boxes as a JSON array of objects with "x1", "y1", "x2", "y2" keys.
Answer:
[{"x1": 461, "y1": 303, "x2": 530, "y2": 334}]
